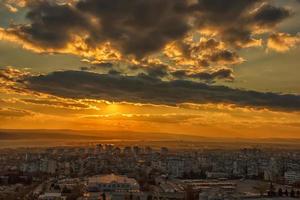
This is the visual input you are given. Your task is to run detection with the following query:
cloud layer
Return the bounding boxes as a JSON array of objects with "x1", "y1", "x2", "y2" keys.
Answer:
[
  {"x1": 0, "y1": 0, "x2": 294, "y2": 59},
  {"x1": 0, "y1": 0, "x2": 298, "y2": 85},
  {"x1": 23, "y1": 70, "x2": 300, "y2": 111}
]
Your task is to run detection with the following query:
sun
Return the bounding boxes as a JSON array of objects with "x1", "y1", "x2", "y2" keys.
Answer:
[{"x1": 105, "y1": 102, "x2": 120, "y2": 114}]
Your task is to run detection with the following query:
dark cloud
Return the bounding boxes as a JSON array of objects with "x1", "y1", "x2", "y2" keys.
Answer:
[
  {"x1": 3, "y1": 0, "x2": 292, "y2": 58},
  {"x1": 190, "y1": 68, "x2": 234, "y2": 82},
  {"x1": 144, "y1": 64, "x2": 169, "y2": 78},
  {"x1": 93, "y1": 62, "x2": 114, "y2": 68},
  {"x1": 82, "y1": 62, "x2": 233, "y2": 82},
  {"x1": 192, "y1": 0, "x2": 291, "y2": 47},
  {"x1": 171, "y1": 39, "x2": 243, "y2": 67},
  {"x1": 197, "y1": 38, "x2": 220, "y2": 50},
  {"x1": 77, "y1": 0, "x2": 190, "y2": 58},
  {"x1": 80, "y1": 66, "x2": 90, "y2": 71},
  {"x1": 23, "y1": 70, "x2": 300, "y2": 111},
  {"x1": 191, "y1": 0, "x2": 259, "y2": 47},
  {"x1": 80, "y1": 62, "x2": 170, "y2": 79},
  {"x1": 80, "y1": 62, "x2": 114, "y2": 71},
  {"x1": 251, "y1": 4, "x2": 291, "y2": 26},
  {"x1": 172, "y1": 68, "x2": 234, "y2": 82},
  {"x1": 192, "y1": 0, "x2": 260, "y2": 22},
  {"x1": 10, "y1": 0, "x2": 91, "y2": 49},
  {"x1": 209, "y1": 50, "x2": 240, "y2": 64},
  {"x1": 108, "y1": 69, "x2": 121, "y2": 75}
]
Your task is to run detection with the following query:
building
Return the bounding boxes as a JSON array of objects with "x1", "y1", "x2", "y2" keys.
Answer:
[
  {"x1": 284, "y1": 171, "x2": 300, "y2": 184},
  {"x1": 86, "y1": 174, "x2": 140, "y2": 192},
  {"x1": 166, "y1": 157, "x2": 184, "y2": 178},
  {"x1": 38, "y1": 192, "x2": 66, "y2": 200},
  {"x1": 84, "y1": 174, "x2": 140, "y2": 200},
  {"x1": 151, "y1": 178, "x2": 185, "y2": 200}
]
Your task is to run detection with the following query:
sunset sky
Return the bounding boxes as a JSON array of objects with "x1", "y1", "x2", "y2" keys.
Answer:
[{"x1": 0, "y1": 0, "x2": 300, "y2": 138}]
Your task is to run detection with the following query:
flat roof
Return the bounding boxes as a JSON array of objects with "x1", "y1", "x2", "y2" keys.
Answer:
[{"x1": 88, "y1": 174, "x2": 138, "y2": 185}]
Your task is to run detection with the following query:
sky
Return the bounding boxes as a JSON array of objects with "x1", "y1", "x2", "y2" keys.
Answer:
[{"x1": 0, "y1": 0, "x2": 300, "y2": 138}]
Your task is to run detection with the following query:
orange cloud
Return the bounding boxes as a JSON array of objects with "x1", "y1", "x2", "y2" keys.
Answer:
[{"x1": 267, "y1": 32, "x2": 300, "y2": 52}]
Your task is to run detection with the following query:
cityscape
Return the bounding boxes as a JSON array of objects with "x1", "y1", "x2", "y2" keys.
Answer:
[{"x1": 1, "y1": 143, "x2": 300, "y2": 200}]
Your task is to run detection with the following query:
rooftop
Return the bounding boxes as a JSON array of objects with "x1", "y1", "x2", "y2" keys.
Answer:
[{"x1": 88, "y1": 174, "x2": 138, "y2": 185}]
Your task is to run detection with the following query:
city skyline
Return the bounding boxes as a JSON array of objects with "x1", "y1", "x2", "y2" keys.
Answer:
[
  {"x1": 1, "y1": 0, "x2": 300, "y2": 138},
  {"x1": 1, "y1": 143, "x2": 300, "y2": 199}
]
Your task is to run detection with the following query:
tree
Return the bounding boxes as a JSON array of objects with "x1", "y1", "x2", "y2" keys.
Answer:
[
  {"x1": 296, "y1": 190, "x2": 300, "y2": 197},
  {"x1": 290, "y1": 189, "x2": 295, "y2": 197},
  {"x1": 269, "y1": 182, "x2": 275, "y2": 196},
  {"x1": 284, "y1": 189, "x2": 288, "y2": 196},
  {"x1": 277, "y1": 188, "x2": 283, "y2": 196},
  {"x1": 101, "y1": 192, "x2": 106, "y2": 200},
  {"x1": 130, "y1": 193, "x2": 133, "y2": 200}
]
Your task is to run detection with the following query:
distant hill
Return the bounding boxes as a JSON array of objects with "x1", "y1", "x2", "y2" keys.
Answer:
[
  {"x1": 0, "y1": 129, "x2": 104, "y2": 140},
  {"x1": 0, "y1": 129, "x2": 300, "y2": 145},
  {"x1": 0, "y1": 129, "x2": 205, "y2": 141}
]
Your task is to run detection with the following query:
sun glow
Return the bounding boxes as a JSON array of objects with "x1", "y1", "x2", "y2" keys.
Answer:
[{"x1": 104, "y1": 103, "x2": 121, "y2": 114}]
